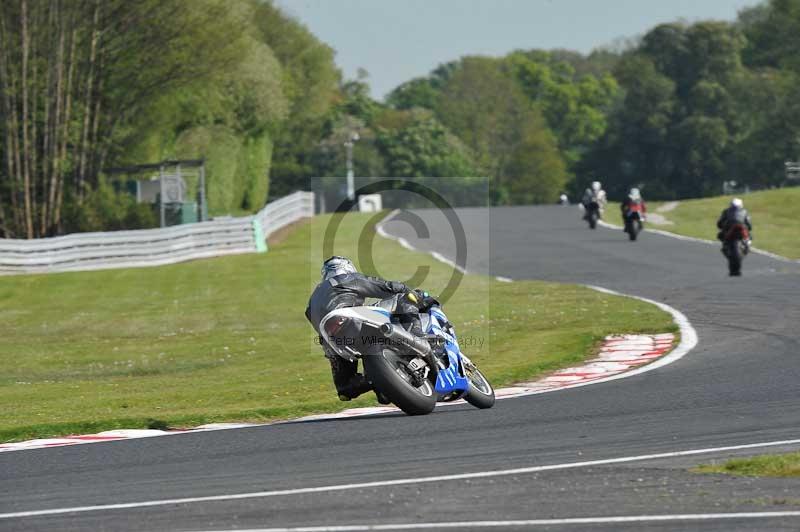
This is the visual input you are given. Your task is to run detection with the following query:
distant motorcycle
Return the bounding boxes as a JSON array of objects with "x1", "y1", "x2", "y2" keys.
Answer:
[
  {"x1": 721, "y1": 223, "x2": 751, "y2": 276},
  {"x1": 583, "y1": 201, "x2": 601, "y2": 229},
  {"x1": 623, "y1": 204, "x2": 645, "y2": 241},
  {"x1": 319, "y1": 294, "x2": 495, "y2": 415}
]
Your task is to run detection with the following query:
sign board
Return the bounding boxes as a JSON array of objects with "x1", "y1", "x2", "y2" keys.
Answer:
[
  {"x1": 786, "y1": 161, "x2": 800, "y2": 180},
  {"x1": 136, "y1": 175, "x2": 186, "y2": 203},
  {"x1": 358, "y1": 194, "x2": 383, "y2": 212}
]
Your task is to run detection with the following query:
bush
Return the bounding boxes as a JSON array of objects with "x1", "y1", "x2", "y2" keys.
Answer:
[{"x1": 62, "y1": 180, "x2": 159, "y2": 234}]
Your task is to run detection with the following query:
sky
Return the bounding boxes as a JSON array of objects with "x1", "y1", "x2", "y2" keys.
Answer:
[{"x1": 276, "y1": 0, "x2": 758, "y2": 100}]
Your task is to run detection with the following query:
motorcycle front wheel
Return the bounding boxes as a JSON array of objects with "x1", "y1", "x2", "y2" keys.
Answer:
[
  {"x1": 464, "y1": 366, "x2": 495, "y2": 409},
  {"x1": 629, "y1": 220, "x2": 641, "y2": 241},
  {"x1": 363, "y1": 348, "x2": 436, "y2": 415}
]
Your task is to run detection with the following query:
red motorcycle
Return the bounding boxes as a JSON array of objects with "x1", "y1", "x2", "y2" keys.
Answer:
[{"x1": 721, "y1": 223, "x2": 750, "y2": 276}]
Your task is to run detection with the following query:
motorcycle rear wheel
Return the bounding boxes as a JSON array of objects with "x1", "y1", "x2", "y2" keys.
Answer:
[
  {"x1": 727, "y1": 240, "x2": 743, "y2": 276},
  {"x1": 363, "y1": 348, "x2": 436, "y2": 415}
]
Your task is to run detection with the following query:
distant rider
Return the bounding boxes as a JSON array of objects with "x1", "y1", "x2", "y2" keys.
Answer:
[
  {"x1": 582, "y1": 180, "x2": 607, "y2": 218},
  {"x1": 558, "y1": 193, "x2": 569, "y2": 206},
  {"x1": 620, "y1": 187, "x2": 647, "y2": 223},
  {"x1": 305, "y1": 256, "x2": 437, "y2": 402},
  {"x1": 717, "y1": 198, "x2": 752, "y2": 249}
]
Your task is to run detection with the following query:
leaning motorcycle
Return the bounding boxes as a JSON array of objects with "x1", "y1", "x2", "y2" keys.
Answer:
[
  {"x1": 319, "y1": 295, "x2": 495, "y2": 415},
  {"x1": 623, "y1": 205, "x2": 645, "y2": 241},
  {"x1": 721, "y1": 223, "x2": 750, "y2": 276},
  {"x1": 583, "y1": 201, "x2": 601, "y2": 229}
]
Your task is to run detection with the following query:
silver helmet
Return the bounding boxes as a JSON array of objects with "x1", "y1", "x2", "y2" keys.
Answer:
[{"x1": 321, "y1": 256, "x2": 357, "y2": 280}]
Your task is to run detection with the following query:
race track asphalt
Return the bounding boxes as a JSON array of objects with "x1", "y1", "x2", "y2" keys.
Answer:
[{"x1": 2, "y1": 205, "x2": 800, "y2": 532}]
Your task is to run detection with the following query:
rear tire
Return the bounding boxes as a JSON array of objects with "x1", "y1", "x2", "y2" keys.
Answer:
[
  {"x1": 363, "y1": 348, "x2": 436, "y2": 415},
  {"x1": 464, "y1": 367, "x2": 495, "y2": 409},
  {"x1": 727, "y1": 240, "x2": 743, "y2": 276}
]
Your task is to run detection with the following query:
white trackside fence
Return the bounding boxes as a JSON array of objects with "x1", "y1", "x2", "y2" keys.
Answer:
[{"x1": 0, "y1": 191, "x2": 314, "y2": 275}]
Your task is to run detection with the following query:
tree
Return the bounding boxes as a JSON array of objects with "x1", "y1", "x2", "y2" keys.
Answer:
[
  {"x1": 436, "y1": 57, "x2": 567, "y2": 204},
  {"x1": 376, "y1": 111, "x2": 477, "y2": 178},
  {"x1": 504, "y1": 51, "x2": 619, "y2": 166},
  {"x1": 0, "y1": 0, "x2": 251, "y2": 237},
  {"x1": 742, "y1": 0, "x2": 800, "y2": 73},
  {"x1": 252, "y1": 0, "x2": 341, "y2": 198},
  {"x1": 579, "y1": 19, "x2": 751, "y2": 199}
]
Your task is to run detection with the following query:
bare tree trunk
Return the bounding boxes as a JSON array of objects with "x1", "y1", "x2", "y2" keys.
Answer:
[
  {"x1": 20, "y1": 0, "x2": 34, "y2": 238},
  {"x1": 89, "y1": 65, "x2": 103, "y2": 184},
  {"x1": 3, "y1": 9, "x2": 26, "y2": 235},
  {"x1": 0, "y1": 10, "x2": 17, "y2": 237},
  {"x1": 40, "y1": 0, "x2": 56, "y2": 235},
  {"x1": 46, "y1": 0, "x2": 65, "y2": 234},
  {"x1": 76, "y1": 0, "x2": 99, "y2": 202},
  {"x1": 54, "y1": 26, "x2": 77, "y2": 233},
  {"x1": 29, "y1": 0, "x2": 40, "y2": 236}
]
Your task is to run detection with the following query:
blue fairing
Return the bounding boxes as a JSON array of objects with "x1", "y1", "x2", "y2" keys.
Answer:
[{"x1": 426, "y1": 307, "x2": 470, "y2": 395}]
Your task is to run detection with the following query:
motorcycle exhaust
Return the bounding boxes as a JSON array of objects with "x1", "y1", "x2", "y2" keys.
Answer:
[
  {"x1": 379, "y1": 323, "x2": 439, "y2": 381},
  {"x1": 379, "y1": 323, "x2": 432, "y2": 357}
]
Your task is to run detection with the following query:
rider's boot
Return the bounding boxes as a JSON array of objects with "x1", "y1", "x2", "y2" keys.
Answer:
[
  {"x1": 329, "y1": 356, "x2": 372, "y2": 401},
  {"x1": 374, "y1": 390, "x2": 391, "y2": 405}
]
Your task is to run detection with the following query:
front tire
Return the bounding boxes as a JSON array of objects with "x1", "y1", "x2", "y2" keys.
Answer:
[
  {"x1": 629, "y1": 220, "x2": 641, "y2": 241},
  {"x1": 464, "y1": 367, "x2": 495, "y2": 409},
  {"x1": 363, "y1": 348, "x2": 436, "y2": 415},
  {"x1": 588, "y1": 213, "x2": 598, "y2": 229}
]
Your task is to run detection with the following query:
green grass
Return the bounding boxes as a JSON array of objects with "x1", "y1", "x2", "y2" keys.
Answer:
[
  {"x1": 694, "y1": 452, "x2": 800, "y2": 478},
  {"x1": 648, "y1": 188, "x2": 800, "y2": 259},
  {"x1": 0, "y1": 212, "x2": 676, "y2": 442}
]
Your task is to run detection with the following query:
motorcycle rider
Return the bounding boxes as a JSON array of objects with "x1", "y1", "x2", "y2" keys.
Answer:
[
  {"x1": 581, "y1": 180, "x2": 607, "y2": 218},
  {"x1": 620, "y1": 187, "x2": 647, "y2": 223},
  {"x1": 305, "y1": 256, "x2": 437, "y2": 402},
  {"x1": 717, "y1": 197, "x2": 753, "y2": 250}
]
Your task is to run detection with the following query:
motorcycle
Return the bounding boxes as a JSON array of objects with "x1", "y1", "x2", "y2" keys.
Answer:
[
  {"x1": 319, "y1": 294, "x2": 495, "y2": 415},
  {"x1": 623, "y1": 205, "x2": 645, "y2": 241},
  {"x1": 721, "y1": 223, "x2": 750, "y2": 276},
  {"x1": 583, "y1": 201, "x2": 601, "y2": 229}
]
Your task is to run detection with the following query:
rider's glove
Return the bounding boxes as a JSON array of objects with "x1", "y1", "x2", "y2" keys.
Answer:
[{"x1": 412, "y1": 289, "x2": 440, "y2": 311}]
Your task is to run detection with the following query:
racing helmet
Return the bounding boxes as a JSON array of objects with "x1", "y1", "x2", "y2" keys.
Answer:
[
  {"x1": 321, "y1": 256, "x2": 357, "y2": 280},
  {"x1": 731, "y1": 198, "x2": 744, "y2": 209},
  {"x1": 591, "y1": 181, "x2": 601, "y2": 192},
  {"x1": 629, "y1": 188, "x2": 641, "y2": 201}
]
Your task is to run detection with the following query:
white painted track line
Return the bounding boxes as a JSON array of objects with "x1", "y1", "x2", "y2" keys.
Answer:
[
  {"x1": 0, "y1": 209, "x2": 699, "y2": 455},
  {"x1": 583, "y1": 285, "x2": 698, "y2": 381},
  {"x1": 192, "y1": 512, "x2": 800, "y2": 531},
  {"x1": 3, "y1": 438, "x2": 799, "y2": 520},
  {"x1": 377, "y1": 210, "x2": 699, "y2": 389},
  {"x1": 0, "y1": 333, "x2": 675, "y2": 453}
]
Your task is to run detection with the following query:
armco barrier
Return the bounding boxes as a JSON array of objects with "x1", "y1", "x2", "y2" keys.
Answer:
[{"x1": 0, "y1": 191, "x2": 314, "y2": 275}]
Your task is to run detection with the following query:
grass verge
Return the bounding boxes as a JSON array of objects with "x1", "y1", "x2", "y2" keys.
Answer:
[
  {"x1": 648, "y1": 188, "x2": 800, "y2": 260},
  {"x1": 0, "y1": 212, "x2": 676, "y2": 442},
  {"x1": 694, "y1": 452, "x2": 800, "y2": 478}
]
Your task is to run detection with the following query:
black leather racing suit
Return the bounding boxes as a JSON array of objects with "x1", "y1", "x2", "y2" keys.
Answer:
[{"x1": 305, "y1": 273, "x2": 419, "y2": 399}]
